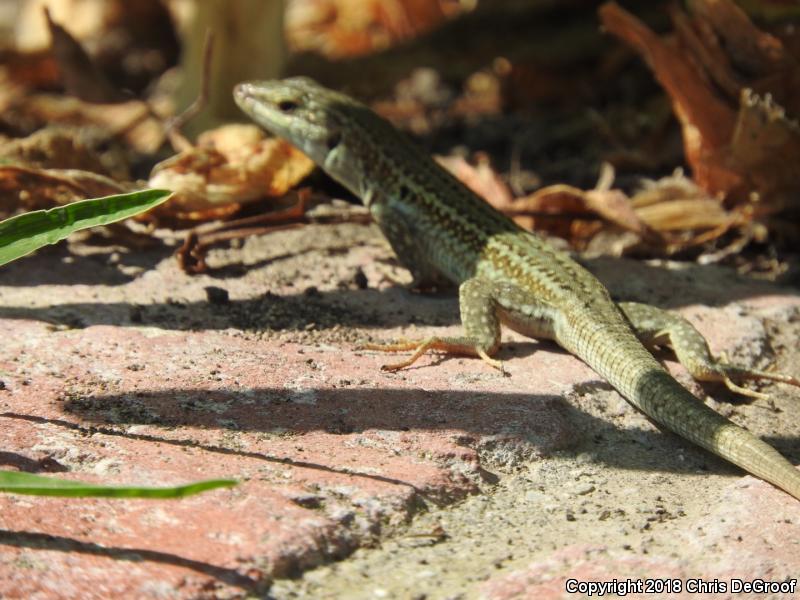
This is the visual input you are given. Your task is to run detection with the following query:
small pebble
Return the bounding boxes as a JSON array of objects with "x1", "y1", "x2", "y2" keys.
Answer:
[
  {"x1": 353, "y1": 268, "x2": 368, "y2": 289},
  {"x1": 570, "y1": 483, "x2": 596, "y2": 496},
  {"x1": 205, "y1": 286, "x2": 230, "y2": 304}
]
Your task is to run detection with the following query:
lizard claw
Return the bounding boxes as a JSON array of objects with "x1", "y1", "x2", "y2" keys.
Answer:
[
  {"x1": 722, "y1": 376, "x2": 770, "y2": 401},
  {"x1": 478, "y1": 349, "x2": 506, "y2": 374}
]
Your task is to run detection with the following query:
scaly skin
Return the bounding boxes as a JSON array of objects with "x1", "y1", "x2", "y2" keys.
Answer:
[{"x1": 234, "y1": 77, "x2": 800, "y2": 500}]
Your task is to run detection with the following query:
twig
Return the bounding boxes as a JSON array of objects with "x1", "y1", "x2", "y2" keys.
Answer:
[
  {"x1": 164, "y1": 29, "x2": 215, "y2": 151},
  {"x1": 176, "y1": 192, "x2": 373, "y2": 274}
]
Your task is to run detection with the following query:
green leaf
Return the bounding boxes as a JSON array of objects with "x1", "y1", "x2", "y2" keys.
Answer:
[
  {"x1": 0, "y1": 189, "x2": 172, "y2": 266},
  {"x1": 0, "y1": 470, "x2": 236, "y2": 498}
]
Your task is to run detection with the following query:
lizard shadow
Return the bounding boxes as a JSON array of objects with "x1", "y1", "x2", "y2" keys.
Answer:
[
  {"x1": 580, "y1": 256, "x2": 800, "y2": 311},
  {"x1": 22, "y1": 386, "x2": 799, "y2": 479},
  {"x1": 0, "y1": 286, "x2": 455, "y2": 331},
  {"x1": 4, "y1": 385, "x2": 798, "y2": 588},
  {"x1": 3, "y1": 256, "x2": 796, "y2": 332}
]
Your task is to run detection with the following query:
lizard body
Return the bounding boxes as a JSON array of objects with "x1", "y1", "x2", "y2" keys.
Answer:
[{"x1": 234, "y1": 77, "x2": 800, "y2": 500}]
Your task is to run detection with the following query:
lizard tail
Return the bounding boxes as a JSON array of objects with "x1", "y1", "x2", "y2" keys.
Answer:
[
  {"x1": 630, "y1": 366, "x2": 800, "y2": 501},
  {"x1": 567, "y1": 319, "x2": 800, "y2": 501}
]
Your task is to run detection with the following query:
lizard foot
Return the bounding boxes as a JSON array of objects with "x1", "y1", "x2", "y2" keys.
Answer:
[
  {"x1": 359, "y1": 337, "x2": 504, "y2": 373},
  {"x1": 699, "y1": 352, "x2": 800, "y2": 401}
]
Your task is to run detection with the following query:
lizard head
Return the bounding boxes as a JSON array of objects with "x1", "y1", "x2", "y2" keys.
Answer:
[{"x1": 234, "y1": 77, "x2": 365, "y2": 193}]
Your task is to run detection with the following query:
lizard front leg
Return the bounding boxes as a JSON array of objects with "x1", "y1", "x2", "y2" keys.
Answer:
[
  {"x1": 361, "y1": 277, "x2": 505, "y2": 371},
  {"x1": 619, "y1": 301, "x2": 799, "y2": 399}
]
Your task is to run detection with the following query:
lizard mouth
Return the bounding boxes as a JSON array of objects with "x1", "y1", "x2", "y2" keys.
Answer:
[
  {"x1": 233, "y1": 81, "x2": 304, "y2": 127},
  {"x1": 233, "y1": 82, "x2": 256, "y2": 108},
  {"x1": 233, "y1": 81, "x2": 288, "y2": 134}
]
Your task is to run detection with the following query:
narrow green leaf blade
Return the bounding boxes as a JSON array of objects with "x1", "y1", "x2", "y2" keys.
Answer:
[
  {"x1": 0, "y1": 470, "x2": 236, "y2": 498},
  {"x1": 0, "y1": 189, "x2": 172, "y2": 266}
]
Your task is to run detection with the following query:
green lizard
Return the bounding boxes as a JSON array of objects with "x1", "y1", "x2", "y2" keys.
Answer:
[{"x1": 234, "y1": 77, "x2": 800, "y2": 500}]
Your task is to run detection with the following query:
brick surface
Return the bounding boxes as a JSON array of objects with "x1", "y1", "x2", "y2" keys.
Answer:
[
  {"x1": 482, "y1": 480, "x2": 800, "y2": 600},
  {"x1": 1, "y1": 227, "x2": 799, "y2": 598}
]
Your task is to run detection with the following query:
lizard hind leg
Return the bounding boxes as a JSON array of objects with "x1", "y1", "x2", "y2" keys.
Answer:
[
  {"x1": 359, "y1": 277, "x2": 504, "y2": 372},
  {"x1": 619, "y1": 301, "x2": 799, "y2": 400}
]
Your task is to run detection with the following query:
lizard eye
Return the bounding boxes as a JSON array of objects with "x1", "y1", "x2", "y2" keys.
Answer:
[
  {"x1": 278, "y1": 100, "x2": 299, "y2": 112},
  {"x1": 326, "y1": 131, "x2": 342, "y2": 150}
]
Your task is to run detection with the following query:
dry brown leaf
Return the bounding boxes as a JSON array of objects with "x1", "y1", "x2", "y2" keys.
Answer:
[
  {"x1": 727, "y1": 88, "x2": 800, "y2": 212},
  {"x1": 0, "y1": 125, "x2": 130, "y2": 180},
  {"x1": 430, "y1": 145, "x2": 749, "y2": 255},
  {"x1": 438, "y1": 156, "x2": 659, "y2": 248},
  {"x1": 3, "y1": 93, "x2": 167, "y2": 153},
  {"x1": 506, "y1": 185, "x2": 593, "y2": 241},
  {"x1": 16, "y1": 0, "x2": 179, "y2": 96},
  {"x1": 148, "y1": 124, "x2": 315, "y2": 218},
  {"x1": 44, "y1": 6, "x2": 128, "y2": 103},
  {"x1": 435, "y1": 153, "x2": 514, "y2": 211},
  {"x1": 286, "y1": 0, "x2": 461, "y2": 58},
  {"x1": 670, "y1": 4, "x2": 742, "y2": 100},
  {"x1": 630, "y1": 171, "x2": 742, "y2": 250},
  {"x1": 507, "y1": 169, "x2": 747, "y2": 254},
  {"x1": 0, "y1": 49, "x2": 61, "y2": 89},
  {"x1": 599, "y1": 1, "x2": 800, "y2": 214},
  {"x1": 599, "y1": 2, "x2": 740, "y2": 196},
  {"x1": 0, "y1": 165, "x2": 128, "y2": 217},
  {"x1": 514, "y1": 184, "x2": 651, "y2": 237},
  {"x1": 688, "y1": 0, "x2": 787, "y2": 76},
  {"x1": 630, "y1": 170, "x2": 706, "y2": 208},
  {"x1": 634, "y1": 197, "x2": 732, "y2": 232},
  {"x1": 508, "y1": 164, "x2": 649, "y2": 240}
]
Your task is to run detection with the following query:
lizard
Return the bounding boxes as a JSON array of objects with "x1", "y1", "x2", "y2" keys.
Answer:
[{"x1": 233, "y1": 77, "x2": 800, "y2": 501}]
